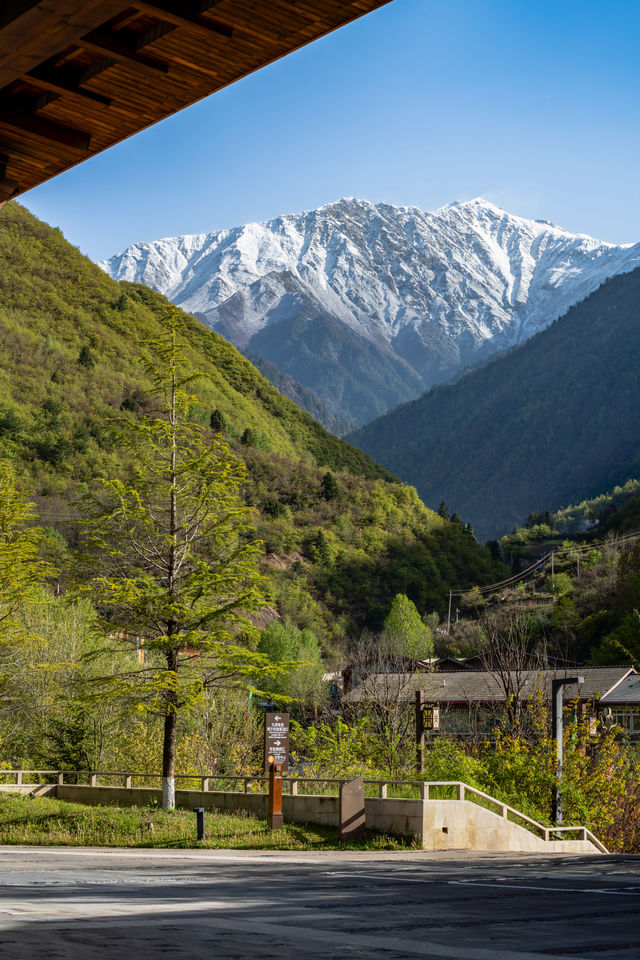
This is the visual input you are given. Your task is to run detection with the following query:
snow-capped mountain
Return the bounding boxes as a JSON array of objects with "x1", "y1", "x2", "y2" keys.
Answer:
[{"x1": 102, "y1": 198, "x2": 640, "y2": 429}]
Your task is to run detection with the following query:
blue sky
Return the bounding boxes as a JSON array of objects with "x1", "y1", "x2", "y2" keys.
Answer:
[{"x1": 22, "y1": 0, "x2": 640, "y2": 261}]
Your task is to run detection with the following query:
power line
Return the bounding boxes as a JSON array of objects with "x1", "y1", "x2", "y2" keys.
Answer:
[{"x1": 448, "y1": 528, "x2": 640, "y2": 599}]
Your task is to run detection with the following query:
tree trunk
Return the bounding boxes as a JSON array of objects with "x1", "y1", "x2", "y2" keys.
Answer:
[
  {"x1": 162, "y1": 341, "x2": 179, "y2": 813},
  {"x1": 162, "y1": 708, "x2": 177, "y2": 810}
]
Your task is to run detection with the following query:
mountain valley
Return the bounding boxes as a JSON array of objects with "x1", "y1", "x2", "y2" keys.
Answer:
[{"x1": 349, "y1": 266, "x2": 640, "y2": 542}]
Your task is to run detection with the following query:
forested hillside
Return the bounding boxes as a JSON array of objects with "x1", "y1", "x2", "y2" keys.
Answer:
[
  {"x1": 0, "y1": 203, "x2": 504, "y2": 647},
  {"x1": 243, "y1": 352, "x2": 355, "y2": 435},
  {"x1": 501, "y1": 479, "x2": 640, "y2": 551},
  {"x1": 349, "y1": 267, "x2": 640, "y2": 542}
]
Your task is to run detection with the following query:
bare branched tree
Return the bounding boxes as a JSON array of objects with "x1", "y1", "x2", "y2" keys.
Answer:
[
  {"x1": 343, "y1": 630, "x2": 429, "y2": 776},
  {"x1": 478, "y1": 608, "x2": 548, "y2": 736}
]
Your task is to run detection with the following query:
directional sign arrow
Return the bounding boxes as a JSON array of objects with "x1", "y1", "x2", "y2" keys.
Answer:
[
  {"x1": 274, "y1": 740, "x2": 281, "y2": 746},
  {"x1": 275, "y1": 715, "x2": 282, "y2": 721}
]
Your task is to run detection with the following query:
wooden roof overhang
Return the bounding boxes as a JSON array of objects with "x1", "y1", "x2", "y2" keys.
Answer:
[{"x1": 0, "y1": 0, "x2": 391, "y2": 205}]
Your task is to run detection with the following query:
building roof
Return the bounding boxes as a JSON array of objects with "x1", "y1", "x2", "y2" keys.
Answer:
[
  {"x1": 0, "y1": 1, "x2": 391, "y2": 203},
  {"x1": 343, "y1": 666, "x2": 637, "y2": 705},
  {"x1": 601, "y1": 671, "x2": 640, "y2": 704}
]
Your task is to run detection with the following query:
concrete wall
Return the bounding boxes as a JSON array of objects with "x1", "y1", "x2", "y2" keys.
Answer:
[
  {"x1": 48, "y1": 784, "x2": 599, "y2": 854},
  {"x1": 422, "y1": 800, "x2": 596, "y2": 854},
  {"x1": 54, "y1": 785, "x2": 422, "y2": 838},
  {"x1": 0, "y1": 784, "x2": 55, "y2": 797}
]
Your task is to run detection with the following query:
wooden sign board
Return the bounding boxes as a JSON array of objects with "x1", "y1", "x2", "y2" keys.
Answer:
[
  {"x1": 339, "y1": 777, "x2": 366, "y2": 842},
  {"x1": 264, "y1": 712, "x2": 290, "y2": 772},
  {"x1": 423, "y1": 704, "x2": 441, "y2": 731},
  {"x1": 432, "y1": 704, "x2": 440, "y2": 730}
]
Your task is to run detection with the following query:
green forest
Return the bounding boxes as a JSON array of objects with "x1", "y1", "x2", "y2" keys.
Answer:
[
  {"x1": 0, "y1": 202, "x2": 503, "y2": 649},
  {"x1": 348, "y1": 266, "x2": 640, "y2": 542},
  {"x1": 0, "y1": 203, "x2": 639, "y2": 849},
  {"x1": 485, "y1": 480, "x2": 640, "y2": 669}
]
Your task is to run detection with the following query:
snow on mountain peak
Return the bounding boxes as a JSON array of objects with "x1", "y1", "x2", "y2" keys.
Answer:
[{"x1": 101, "y1": 198, "x2": 640, "y2": 426}]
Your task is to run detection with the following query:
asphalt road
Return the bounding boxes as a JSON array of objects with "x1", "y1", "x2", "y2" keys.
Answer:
[{"x1": 0, "y1": 846, "x2": 638, "y2": 959}]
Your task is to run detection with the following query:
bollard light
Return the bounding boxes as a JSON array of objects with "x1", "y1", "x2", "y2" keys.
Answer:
[{"x1": 194, "y1": 806, "x2": 205, "y2": 842}]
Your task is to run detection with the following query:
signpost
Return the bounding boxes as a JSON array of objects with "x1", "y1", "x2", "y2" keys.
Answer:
[
  {"x1": 268, "y1": 763, "x2": 284, "y2": 830},
  {"x1": 264, "y1": 713, "x2": 289, "y2": 830},
  {"x1": 416, "y1": 692, "x2": 440, "y2": 774},
  {"x1": 264, "y1": 712, "x2": 290, "y2": 772}
]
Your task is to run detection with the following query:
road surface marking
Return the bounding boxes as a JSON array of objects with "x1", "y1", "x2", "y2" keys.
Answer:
[{"x1": 324, "y1": 872, "x2": 640, "y2": 897}]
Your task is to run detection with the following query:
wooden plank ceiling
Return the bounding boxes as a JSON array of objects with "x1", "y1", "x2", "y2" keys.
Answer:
[{"x1": 0, "y1": 0, "x2": 391, "y2": 204}]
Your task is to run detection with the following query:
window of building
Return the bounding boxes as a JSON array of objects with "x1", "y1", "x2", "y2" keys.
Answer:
[{"x1": 608, "y1": 706, "x2": 640, "y2": 731}]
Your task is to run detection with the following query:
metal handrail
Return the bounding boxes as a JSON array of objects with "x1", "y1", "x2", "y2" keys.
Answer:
[
  {"x1": 0, "y1": 769, "x2": 608, "y2": 851},
  {"x1": 461, "y1": 783, "x2": 549, "y2": 836},
  {"x1": 545, "y1": 824, "x2": 609, "y2": 854}
]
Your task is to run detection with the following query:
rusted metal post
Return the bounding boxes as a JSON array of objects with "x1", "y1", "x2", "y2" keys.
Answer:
[{"x1": 268, "y1": 763, "x2": 283, "y2": 830}]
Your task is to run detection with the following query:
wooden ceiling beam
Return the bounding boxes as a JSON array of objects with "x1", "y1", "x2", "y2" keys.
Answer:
[
  {"x1": 0, "y1": 0, "x2": 392, "y2": 199},
  {"x1": 20, "y1": 67, "x2": 112, "y2": 107},
  {"x1": 0, "y1": 101, "x2": 91, "y2": 152},
  {"x1": 0, "y1": 154, "x2": 19, "y2": 201},
  {"x1": 134, "y1": 1, "x2": 233, "y2": 40},
  {"x1": 0, "y1": 2, "x2": 127, "y2": 88},
  {"x1": 0, "y1": 2, "x2": 50, "y2": 32},
  {"x1": 0, "y1": 177, "x2": 19, "y2": 202},
  {"x1": 80, "y1": 29, "x2": 171, "y2": 76}
]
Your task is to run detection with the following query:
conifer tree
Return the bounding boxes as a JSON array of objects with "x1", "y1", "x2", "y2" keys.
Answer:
[
  {"x1": 209, "y1": 409, "x2": 226, "y2": 433},
  {"x1": 83, "y1": 312, "x2": 271, "y2": 809},
  {"x1": 320, "y1": 471, "x2": 339, "y2": 502}
]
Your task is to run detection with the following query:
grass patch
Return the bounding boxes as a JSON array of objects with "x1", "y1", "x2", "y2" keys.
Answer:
[{"x1": 0, "y1": 794, "x2": 415, "y2": 851}]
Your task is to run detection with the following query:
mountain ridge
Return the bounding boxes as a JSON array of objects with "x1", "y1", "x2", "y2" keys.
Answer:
[
  {"x1": 347, "y1": 265, "x2": 640, "y2": 542},
  {"x1": 102, "y1": 197, "x2": 640, "y2": 428}
]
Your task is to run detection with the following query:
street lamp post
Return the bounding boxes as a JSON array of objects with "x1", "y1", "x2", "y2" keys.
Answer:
[{"x1": 551, "y1": 675, "x2": 584, "y2": 824}]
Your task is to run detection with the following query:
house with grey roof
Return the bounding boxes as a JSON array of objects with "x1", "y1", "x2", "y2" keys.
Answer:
[
  {"x1": 343, "y1": 666, "x2": 638, "y2": 739},
  {"x1": 600, "y1": 671, "x2": 640, "y2": 738}
]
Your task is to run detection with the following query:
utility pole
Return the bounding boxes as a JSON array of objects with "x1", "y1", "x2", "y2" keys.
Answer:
[
  {"x1": 551, "y1": 675, "x2": 584, "y2": 824},
  {"x1": 415, "y1": 690, "x2": 424, "y2": 775},
  {"x1": 551, "y1": 550, "x2": 555, "y2": 592},
  {"x1": 447, "y1": 590, "x2": 452, "y2": 633}
]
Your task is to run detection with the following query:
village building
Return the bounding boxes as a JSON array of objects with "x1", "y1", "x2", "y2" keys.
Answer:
[{"x1": 343, "y1": 666, "x2": 639, "y2": 740}]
